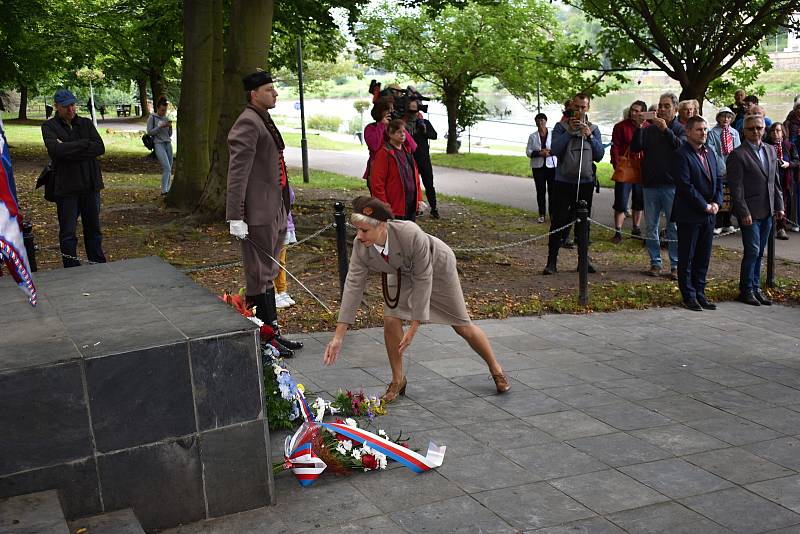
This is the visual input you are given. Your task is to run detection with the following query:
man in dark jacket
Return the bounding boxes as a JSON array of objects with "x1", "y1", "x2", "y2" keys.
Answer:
[
  {"x1": 631, "y1": 92, "x2": 685, "y2": 278},
  {"x1": 404, "y1": 99, "x2": 439, "y2": 218},
  {"x1": 671, "y1": 116, "x2": 723, "y2": 311},
  {"x1": 41, "y1": 89, "x2": 107, "y2": 267}
]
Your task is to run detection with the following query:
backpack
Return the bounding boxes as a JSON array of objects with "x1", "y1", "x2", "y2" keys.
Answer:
[
  {"x1": 559, "y1": 125, "x2": 595, "y2": 182},
  {"x1": 142, "y1": 133, "x2": 155, "y2": 151}
]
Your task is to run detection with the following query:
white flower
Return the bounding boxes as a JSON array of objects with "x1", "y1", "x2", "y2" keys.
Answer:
[
  {"x1": 350, "y1": 447, "x2": 363, "y2": 460},
  {"x1": 335, "y1": 443, "x2": 347, "y2": 455},
  {"x1": 378, "y1": 429, "x2": 387, "y2": 438},
  {"x1": 341, "y1": 439, "x2": 353, "y2": 452},
  {"x1": 345, "y1": 417, "x2": 358, "y2": 428},
  {"x1": 374, "y1": 451, "x2": 388, "y2": 469},
  {"x1": 312, "y1": 397, "x2": 327, "y2": 422}
]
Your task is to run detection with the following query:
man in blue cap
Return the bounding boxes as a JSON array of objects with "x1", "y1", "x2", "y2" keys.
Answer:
[{"x1": 41, "y1": 89, "x2": 107, "y2": 267}]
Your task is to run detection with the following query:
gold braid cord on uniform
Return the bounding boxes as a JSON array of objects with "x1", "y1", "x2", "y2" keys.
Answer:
[{"x1": 381, "y1": 268, "x2": 402, "y2": 309}]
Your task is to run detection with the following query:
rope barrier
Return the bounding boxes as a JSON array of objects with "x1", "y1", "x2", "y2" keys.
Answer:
[
  {"x1": 451, "y1": 221, "x2": 575, "y2": 253},
  {"x1": 586, "y1": 217, "x2": 740, "y2": 243}
]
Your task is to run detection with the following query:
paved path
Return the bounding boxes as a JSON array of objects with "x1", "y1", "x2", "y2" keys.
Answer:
[{"x1": 165, "y1": 304, "x2": 800, "y2": 533}]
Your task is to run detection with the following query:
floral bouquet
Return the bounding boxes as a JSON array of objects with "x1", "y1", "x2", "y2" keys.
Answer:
[
  {"x1": 331, "y1": 389, "x2": 387, "y2": 421},
  {"x1": 279, "y1": 390, "x2": 446, "y2": 486}
]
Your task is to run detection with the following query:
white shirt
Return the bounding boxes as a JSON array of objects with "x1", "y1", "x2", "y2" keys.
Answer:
[{"x1": 373, "y1": 233, "x2": 389, "y2": 258}]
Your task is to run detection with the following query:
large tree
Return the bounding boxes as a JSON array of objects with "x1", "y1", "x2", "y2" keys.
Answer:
[
  {"x1": 355, "y1": 0, "x2": 616, "y2": 153},
  {"x1": 169, "y1": 0, "x2": 365, "y2": 215},
  {"x1": 566, "y1": 0, "x2": 800, "y2": 105}
]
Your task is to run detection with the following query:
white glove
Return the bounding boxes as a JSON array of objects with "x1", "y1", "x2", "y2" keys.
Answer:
[{"x1": 229, "y1": 220, "x2": 248, "y2": 239}]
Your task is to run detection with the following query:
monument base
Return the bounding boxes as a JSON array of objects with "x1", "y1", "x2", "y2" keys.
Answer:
[{"x1": 0, "y1": 257, "x2": 273, "y2": 532}]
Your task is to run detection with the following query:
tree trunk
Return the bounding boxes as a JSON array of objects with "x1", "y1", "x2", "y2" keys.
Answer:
[
  {"x1": 17, "y1": 85, "x2": 28, "y2": 120},
  {"x1": 149, "y1": 68, "x2": 165, "y2": 104},
  {"x1": 443, "y1": 87, "x2": 460, "y2": 154},
  {"x1": 679, "y1": 79, "x2": 711, "y2": 113},
  {"x1": 168, "y1": 0, "x2": 215, "y2": 210},
  {"x1": 137, "y1": 78, "x2": 149, "y2": 118},
  {"x1": 197, "y1": 0, "x2": 274, "y2": 217},
  {"x1": 208, "y1": 0, "x2": 224, "y2": 160}
]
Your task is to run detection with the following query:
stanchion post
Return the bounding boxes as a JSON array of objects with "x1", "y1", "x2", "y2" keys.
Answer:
[
  {"x1": 576, "y1": 200, "x2": 589, "y2": 306},
  {"x1": 22, "y1": 219, "x2": 37, "y2": 272},
  {"x1": 766, "y1": 218, "x2": 776, "y2": 288},
  {"x1": 334, "y1": 202, "x2": 349, "y2": 294}
]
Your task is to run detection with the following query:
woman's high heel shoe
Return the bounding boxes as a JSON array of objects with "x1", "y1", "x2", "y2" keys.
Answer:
[
  {"x1": 382, "y1": 376, "x2": 407, "y2": 403},
  {"x1": 492, "y1": 373, "x2": 511, "y2": 393}
]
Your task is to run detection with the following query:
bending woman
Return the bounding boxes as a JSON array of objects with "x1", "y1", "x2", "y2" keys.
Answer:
[{"x1": 323, "y1": 196, "x2": 510, "y2": 401}]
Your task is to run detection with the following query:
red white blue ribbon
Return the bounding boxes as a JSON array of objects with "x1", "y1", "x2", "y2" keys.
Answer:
[{"x1": 282, "y1": 390, "x2": 446, "y2": 485}]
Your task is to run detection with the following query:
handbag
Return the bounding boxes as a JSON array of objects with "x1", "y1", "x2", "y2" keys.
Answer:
[
  {"x1": 612, "y1": 148, "x2": 642, "y2": 184},
  {"x1": 35, "y1": 162, "x2": 56, "y2": 202},
  {"x1": 141, "y1": 133, "x2": 155, "y2": 151}
]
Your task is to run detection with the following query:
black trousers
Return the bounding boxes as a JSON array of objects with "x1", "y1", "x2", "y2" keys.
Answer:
[
  {"x1": 55, "y1": 191, "x2": 107, "y2": 268},
  {"x1": 676, "y1": 218, "x2": 714, "y2": 301},
  {"x1": 532, "y1": 166, "x2": 555, "y2": 217},
  {"x1": 415, "y1": 153, "x2": 437, "y2": 210},
  {"x1": 548, "y1": 181, "x2": 594, "y2": 260}
]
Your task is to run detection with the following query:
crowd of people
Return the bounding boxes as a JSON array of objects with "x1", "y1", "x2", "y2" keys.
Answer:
[{"x1": 526, "y1": 89, "x2": 798, "y2": 310}]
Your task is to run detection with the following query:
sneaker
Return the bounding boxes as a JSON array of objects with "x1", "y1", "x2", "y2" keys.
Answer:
[
  {"x1": 713, "y1": 227, "x2": 722, "y2": 235},
  {"x1": 648, "y1": 265, "x2": 662, "y2": 277},
  {"x1": 430, "y1": 208, "x2": 441, "y2": 219},
  {"x1": 777, "y1": 228, "x2": 789, "y2": 240},
  {"x1": 624, "y1": 209, "x2": 632, "y2": 218},
  {"x1": 631, "y1": 227, "x2": 642, "y2": 238},
  {"x1": 726, "y1": 226, "x2": 735, "y2": 233},
  {"x1": 278, "y1": 292, "x2": 296, "y2": 305},
  {"x1": 791, "y1": 226, "x2": 800, "y2": 233},
  {"x1": 275, "y1": 293, "x2": 292, "y2": 309},
  {"x1": 537, "y1": 216, "x2": 545, "y2": 223},
  {"x1": 612, "y1": 232, "x2": 622, "y2": 244}
]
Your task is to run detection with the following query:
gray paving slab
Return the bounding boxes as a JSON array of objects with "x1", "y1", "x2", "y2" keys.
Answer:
[
  {"x1": 457, "y1": 418, "x2": 555, "y2": 451},
  {"x1": 737, "y1": 407, "x2": 800, "y2": 435},
  {"x1": 349, "y1": 469, "x2": 464, "y2": 513},
  {"x1": 684, "y1": 414, "x2": 784, "y2": 445},
  {"x1": 549, "y1": 470, "x2": 670, "y2": 514},
  {"x1": 531, "y1": 517, "x2": 626, "y2": 533},
  {"x1": 524, "y1": 410, "x2": 616, "y2": 440},
  {"x1": 483, "y1": 388, "x2": 571, "y2": 417},
  {"x1": 473, "y1": 482, "x2": 595, "y2": 530},
  {"x1": 303, "y1": 514, "x2": 405, "y2": 533},
  {"x1": 618, "y1": 458, "x2": 733, "y2": 499},
  {"x1": 690, "y1": 389, "x2": 777, "y2": 415},
  {"x1": 566, "y1": 433, "x2": 673, "y2": 467},
  {"x1": 683, "y1": 447, "x2": 795, "y2": 484},
  {"x1": 605, "y1": 501, "x2": 732, "y2": 533},
  {"x1": 629, "y1": 424, "x2": 730, "y2": 456},
  {"x1": 747, "y1": 475, "x2": 800, "y2": 514},
  {"x1": 540, "y1": 384, "x2": 623, "y2": 409},
  {"x1": 681, "y1": 487, "x2": 800, "y2": 533},
  {"x1": 743, "y1": 437, "x2": 800, "y2": 470},
  {"x1": 581, "y1": 401, "x2": 673, "y2": 431},
  {"x1": 504, "y1": 442, "x2": 609, "y2": 480},
  {"x1": 437, "y1": 450, "x2": 539, "y2": 493},
  {"x1": 592, "y1": 377, "x2": 675, "y2": 401},
  {"x1": 388, "y1": 495, "x2": 514, "y2": 533}
]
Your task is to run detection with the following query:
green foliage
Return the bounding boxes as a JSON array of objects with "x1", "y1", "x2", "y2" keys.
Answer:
[
  {"x1": 263, "y1": 366, "x2": 298, "y2": 431},
  {"x1": 307, "y1": 114, "x2": 343, "y2": 132},
  {"x1": 706, "y1": 51, "x2": 770, "y2": 106},
  {"x1": 568, "y1": 0, "x2": 798, "y2": 100},
  {"x1": 346, "y1": 116, "x2": 363, "y2": 135}
]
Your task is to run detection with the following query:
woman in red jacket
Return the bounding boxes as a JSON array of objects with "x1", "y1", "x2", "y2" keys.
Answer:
[{"x1": 370, "y1": 119, "x2": 422, "y2": 220}]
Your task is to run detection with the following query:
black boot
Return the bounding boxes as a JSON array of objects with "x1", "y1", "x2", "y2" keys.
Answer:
[
  {"x1": 543, "y1": 254, "x2": 558, "y2": 275},
  {"x1": 265, "y1": 288, "x2": 304, "y2": 351}
]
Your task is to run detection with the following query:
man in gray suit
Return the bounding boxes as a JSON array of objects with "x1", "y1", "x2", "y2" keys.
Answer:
[
  {"x1": 726, "y1": 115, "x2": 784, "y2": 306},
  {"x1": 226, "y1": 70, "x2": 301, "y2": 354}
]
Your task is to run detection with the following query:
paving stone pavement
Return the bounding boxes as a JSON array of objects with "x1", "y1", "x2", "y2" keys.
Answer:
[{"x1": 164, "y1": 303, "x2": 800, "y2": 533}]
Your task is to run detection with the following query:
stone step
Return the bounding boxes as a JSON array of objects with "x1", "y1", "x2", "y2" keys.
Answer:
[
  {"x1": 68, "y1": 509, "x2": 145, "y2": 534},
  {"x1": 0, "y1": 489, "x2": 70, "y2": 534}
]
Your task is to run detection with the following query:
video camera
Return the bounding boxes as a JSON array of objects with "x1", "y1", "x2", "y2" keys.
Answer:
[{"x1": 368, "y1": 80, "x2": 430, "y2": 119}]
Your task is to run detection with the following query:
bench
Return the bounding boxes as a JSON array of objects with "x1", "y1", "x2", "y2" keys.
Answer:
[{"x1": 115, "y1": 104, "x2": 132, "y2": 117}]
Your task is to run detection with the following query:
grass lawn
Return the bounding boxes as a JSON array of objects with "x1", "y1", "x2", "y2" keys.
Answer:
[{"x1": 430, "y1": 152, "x2": 615, "y2": 187}]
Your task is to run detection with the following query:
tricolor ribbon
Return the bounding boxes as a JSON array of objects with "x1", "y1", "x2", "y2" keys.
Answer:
[{"x1": 280, "y1": 390, "x2": 446, "y2": 486}]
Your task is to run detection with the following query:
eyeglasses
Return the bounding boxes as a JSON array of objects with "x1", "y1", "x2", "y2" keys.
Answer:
[{"x1": 744, "y1": 127, "x2": 764, "y2": 131}]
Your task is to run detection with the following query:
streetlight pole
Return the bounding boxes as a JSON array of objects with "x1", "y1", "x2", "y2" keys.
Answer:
[{"x1": 297, "y1": 37, "x2": 309, "y2": 183}]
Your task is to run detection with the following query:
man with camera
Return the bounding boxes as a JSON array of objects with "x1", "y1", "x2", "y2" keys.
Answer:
[
  {"x1": 404, "y1": 98, "x2": 439, "y2": 218},
  {"x1": 631, "y1": 92, "x2": 685, "y2": 279},
  {"x1": 543, "y1": 93, "x2": 605, "y2": 275}
]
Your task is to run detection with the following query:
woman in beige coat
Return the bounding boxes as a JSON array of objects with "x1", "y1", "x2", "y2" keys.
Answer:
[{"x1": 323, "y1": 196, "x2": 510, "y2": 401}]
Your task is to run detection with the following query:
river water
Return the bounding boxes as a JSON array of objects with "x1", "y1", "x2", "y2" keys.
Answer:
[{"x1": 273, "y1": 88, "x2": 799, "y2": 153}]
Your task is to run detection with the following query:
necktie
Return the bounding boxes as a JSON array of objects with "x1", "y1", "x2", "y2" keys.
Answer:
[
  {"x1": 721, "y1": 127, "x2": 733, "y2": 155},
  {"x1": 380, "y1": 251, "x2": 389, "y2": 263}
]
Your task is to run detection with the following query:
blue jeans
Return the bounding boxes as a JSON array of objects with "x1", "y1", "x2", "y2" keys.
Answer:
[
  {"x1": 643, "y1": 187, "x2": 678, "y2": 268},
  {"x1": 154, "y1": 142, "x2": 173, "y2": 193},
  {"x1": 739, "y1": 217, "x2": 772, "y2": 293}
]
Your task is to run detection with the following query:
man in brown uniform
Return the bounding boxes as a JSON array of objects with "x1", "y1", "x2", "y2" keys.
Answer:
[{"x1": 226, "y1": 71, "x2": 301, "y2": 355}]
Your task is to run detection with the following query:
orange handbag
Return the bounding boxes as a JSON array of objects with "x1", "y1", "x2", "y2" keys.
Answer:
[{"x1": 612, "y1": 148, "x2": 642, "y2": 184}]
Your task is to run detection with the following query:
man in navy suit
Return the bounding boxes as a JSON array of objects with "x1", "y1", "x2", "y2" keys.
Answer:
[{"x1": 670, "y1": 116, "x2": 723, "y2": 311}]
